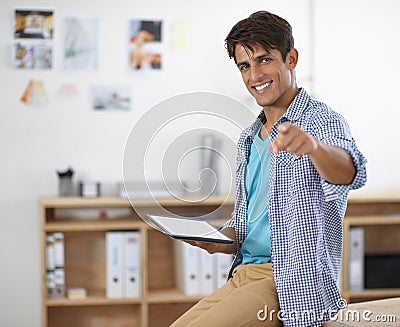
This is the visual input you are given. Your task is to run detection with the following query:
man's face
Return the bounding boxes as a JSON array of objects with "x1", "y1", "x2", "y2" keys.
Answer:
[{"x1": 234, "y1": 44, "x2": 295, "y2": 109}]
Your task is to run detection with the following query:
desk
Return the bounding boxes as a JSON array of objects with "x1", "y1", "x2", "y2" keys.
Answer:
[{"x1": 326, "y1": 297, "x2": 400, "y2": 326}]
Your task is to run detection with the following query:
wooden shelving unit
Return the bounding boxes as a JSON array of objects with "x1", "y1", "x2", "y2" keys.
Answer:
[
  {"x1": 342, "y1": 192, "x2": 400, "y2": 303},
  {"x1": 41, "y1": 192, "x2": 400, "y2": 325},
  {"x1": 40, "y1": 195, "x2": 234, "y2": 327}
]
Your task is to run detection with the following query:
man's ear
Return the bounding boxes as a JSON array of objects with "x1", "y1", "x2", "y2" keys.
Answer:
[{"x1": 286, "y1": 48, "x2": 298, "y2": 68}]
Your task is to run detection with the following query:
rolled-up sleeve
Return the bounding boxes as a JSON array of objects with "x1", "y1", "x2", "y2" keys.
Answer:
[
  {"x1": 315, "y1": 113, "x2": 367, "y2": 201},
  {"x1": 223, "y1": 215, "x2": 236, "y2": 229}
]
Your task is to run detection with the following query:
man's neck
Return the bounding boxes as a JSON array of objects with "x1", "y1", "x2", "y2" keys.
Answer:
[{"x1": 263, "y1": 86, "x2": 300, "y2": 127}]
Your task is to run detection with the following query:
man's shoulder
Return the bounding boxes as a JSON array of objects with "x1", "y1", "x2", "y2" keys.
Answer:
[{"x1": 304, "y1": 98, "x2": 345, "y2": 123}]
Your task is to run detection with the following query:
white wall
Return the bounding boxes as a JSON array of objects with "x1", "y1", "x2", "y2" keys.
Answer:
[
  {"x1": 313, "y1": 0, "x2": 400, "y2": 190},
  {"x1": 0, "y1": 0, "x2": 398, "y2": 326}
]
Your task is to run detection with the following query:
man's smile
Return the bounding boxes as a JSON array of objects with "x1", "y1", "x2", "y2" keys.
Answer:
[{"x1": 253, "y1": 81, "x2": 271, "y2": 92}]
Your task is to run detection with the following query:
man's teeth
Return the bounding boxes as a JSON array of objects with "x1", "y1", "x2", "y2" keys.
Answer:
[{"x1": 255, "y1": 82, "x2": 270, "y2": 91}]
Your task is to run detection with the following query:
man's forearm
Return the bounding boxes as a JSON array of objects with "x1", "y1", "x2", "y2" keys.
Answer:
[
  {"x1": 220, "y1": 227, "x2": 237, "y2": 254},
  {"x1": 309, "y1": 140, "x2": 356, "y2": 185}
]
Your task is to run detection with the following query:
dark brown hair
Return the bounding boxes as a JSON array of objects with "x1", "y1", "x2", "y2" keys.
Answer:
[{"x1": 225, "y1": 11, "x2": 294, "y2": 63}]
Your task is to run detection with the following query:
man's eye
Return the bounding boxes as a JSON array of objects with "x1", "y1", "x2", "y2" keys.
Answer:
[
  {"x1": 239, "y1": 64, "x2": 249, "y2": 71},
  {"x1": 261, "y1": 57, "x2": 272, "y2": 63}
]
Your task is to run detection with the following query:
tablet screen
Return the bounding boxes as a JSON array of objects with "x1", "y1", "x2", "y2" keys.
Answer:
[{"x1": 147, "y1": 214, "x2": 233, "y2": 244}]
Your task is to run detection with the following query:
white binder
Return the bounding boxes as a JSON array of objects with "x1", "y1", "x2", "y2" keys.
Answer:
[
  {"x1": 124, "y1": 231, "x2": 141, "y2": 298},
  {"x1": 174, "y1": 241, "x2": 200, "y2": 296},
  {"x1": 348, "y1": 227, "x2": 364, "y2": 292},
  {"x1": 214, "y1": 253, "x2": 233, "y2": 289},
  {"x1": 106, "y1": 232, "x2": 123, "y2": 298},
  {"x1": 45, "y1": 234, "x2": 56, "y2": 298},
  {"x1": 199, "y1": 249, "x2": 214, "y2": 295},
  {"x1": 53, "y1": 232, "x2": 65, "y2": 298}
]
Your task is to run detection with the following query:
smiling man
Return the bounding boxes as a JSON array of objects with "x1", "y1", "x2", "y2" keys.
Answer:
[{"x1": 171, "y1": 11, "x2": 367, "y2": 327}]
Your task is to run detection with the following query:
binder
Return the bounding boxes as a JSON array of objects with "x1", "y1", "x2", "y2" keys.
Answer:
[
  {"x1": 199, "y1": 248, "x2": 214, "y2": 295},
  {"x1": 348, "y1": 227, "x2": 364, "y2": 292},
  {"x1": 106, "y1": 232, "x2": 123, "y2": 298},
  {"x1": 123, "y1": 231, "x2": 141, "y2": 298},
  {"x1": 174, "y1": 241, "x2": 201, "y2": 296},
  {"x1": 45, "y1": 234, "x2": 56, "y2": 298},
  {"x1": 53, "y1": 232, "x2": 65, "y2": 298},
  {"x1": 214, "y1": 253, "x2": 233, "y2": 289}
]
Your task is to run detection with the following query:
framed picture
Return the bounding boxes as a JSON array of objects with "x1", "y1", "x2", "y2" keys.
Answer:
[
  {"x1": 14, "y1": 9, "x2": 54, "y2": 39},
  {"x1": 13, "y1": 41, "x2": 52, "y2": 70},
  {"x1": 92, "y1": 85, "x2": 131, "y2": 111},
  {"x1": 129, "y1": 19, "x2": 163, "y2": 71},
  {"x1": 62, "y1": 17, "x2": 99, "y2": 71}
]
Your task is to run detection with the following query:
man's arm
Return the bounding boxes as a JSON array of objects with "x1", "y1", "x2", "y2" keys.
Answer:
[{"x1": 271, "y1": 122, "x2": 356, "y2": 185}]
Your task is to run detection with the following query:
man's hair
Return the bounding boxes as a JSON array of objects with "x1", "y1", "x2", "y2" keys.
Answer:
[{"x1": 225, "y1": 11, "x2": 294, "y2": 63}]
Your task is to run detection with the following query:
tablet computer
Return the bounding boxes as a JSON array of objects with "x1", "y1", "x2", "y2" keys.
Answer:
[{"x1": 147, "y1": 214, "x2": 234, "y2": 244}]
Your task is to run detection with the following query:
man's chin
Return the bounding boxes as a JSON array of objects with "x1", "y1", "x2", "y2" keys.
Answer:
[{"x1": 255, "y1": 99, "x2": 273, "y2": 108}]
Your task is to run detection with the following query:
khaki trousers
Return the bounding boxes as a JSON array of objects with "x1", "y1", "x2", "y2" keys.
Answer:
[{"x1": 170, "y1": 263, "x2": 282, "y2": 327}]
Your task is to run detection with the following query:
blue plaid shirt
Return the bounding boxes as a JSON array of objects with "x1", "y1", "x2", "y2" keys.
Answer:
[{"x1": 224, "y1": 88, "x2": 367, "y2": 327}]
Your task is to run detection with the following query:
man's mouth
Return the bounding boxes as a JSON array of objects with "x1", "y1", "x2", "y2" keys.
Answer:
[{"x1": 253, "y1": 82, "x2": 271, "y2": 91}]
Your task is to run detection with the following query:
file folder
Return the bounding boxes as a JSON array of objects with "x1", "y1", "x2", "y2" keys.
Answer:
[
  {"x1": 53, "y1": 232, "x2": 65, "y2": 298},
  {"x1": 214, "y1": 253, "x2": 233, "y2": 289},
  {"x1": 199, "y1": 248, "x2": 214, "y2": 295},
  {"x1": 106, "y1": 232, "x2": 123, "y2": 298},
  {"x1": 348, "y1": 227, "x2": 364, "y2": 292},
  {"x1": 174, "y1": 241, "x2": 201, "y2": 296},
  {"x1": 45, "y1": 234, "x2": 56, "y2": 298},
  {"x1": 124, "y1": 231, "x2": 141, "y2": 298}
]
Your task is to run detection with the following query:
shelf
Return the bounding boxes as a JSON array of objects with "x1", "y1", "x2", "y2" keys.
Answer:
[
  {"x1": 40, "y1": 195, "x2": 234, "y2": 208},
  {"x1": 44, "y1": 217, "x2": 227, "y2": 232},
  {"x1": 40, "y1": 196, "x2": 131, "y2": 208},
  {"x1": 44, "y1": 219, "x2": 145, "y2": 232},
  {"x1": 47, "y1": 288, "x2": 206, "y2": 307},
  {"x1": 345, "y1": 215, "x2": 400, "y2": 225},
  {"x1": 147, "y1": 288, "x2": 203, "y2": 304},
  {"x1": 348, "y1": 191, "x2": 400, "y2": 203},
  {"x1": 47, "y1": 293, "x2": 143, "y2": 307}
]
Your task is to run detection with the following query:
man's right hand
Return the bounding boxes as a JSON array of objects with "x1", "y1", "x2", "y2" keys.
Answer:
[{"x1": 184, "y1": 227, "x2": 237, "y2": 254}]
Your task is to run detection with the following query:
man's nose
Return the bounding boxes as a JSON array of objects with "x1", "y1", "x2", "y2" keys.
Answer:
[{"x1": 250, "y1": 64, "x2": 263, "y2": 82}]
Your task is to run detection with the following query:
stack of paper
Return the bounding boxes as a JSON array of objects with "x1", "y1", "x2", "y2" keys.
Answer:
[{"x1": 67, "y1": 287, "x2": 87, "y2": 300}]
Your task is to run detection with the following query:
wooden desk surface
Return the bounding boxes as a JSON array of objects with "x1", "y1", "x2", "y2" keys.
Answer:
[
  {"x1": 348, "y1": 191, "x2": 400, "y2": 203},
  {"x1": 326, "y1": 297, "x2": 400, "y2": 326}
]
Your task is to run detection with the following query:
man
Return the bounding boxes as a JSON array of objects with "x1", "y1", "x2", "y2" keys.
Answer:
[{"x1": 171, "y1": 10, "x2": 367, "y2": 327}]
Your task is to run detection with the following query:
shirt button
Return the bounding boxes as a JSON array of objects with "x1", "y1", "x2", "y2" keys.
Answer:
[{"x1": 240, "y1": 219, "x2": 244, "y2": 223}]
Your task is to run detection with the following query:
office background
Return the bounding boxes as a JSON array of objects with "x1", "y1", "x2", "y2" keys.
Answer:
[{"x1": 0, "y1": 0, "x2": 398, "y2": 326}]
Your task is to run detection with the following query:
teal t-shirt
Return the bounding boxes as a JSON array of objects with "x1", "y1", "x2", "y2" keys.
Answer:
[{"x1": 240, "y1": 128, "x2": 272, "y2": 265}]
